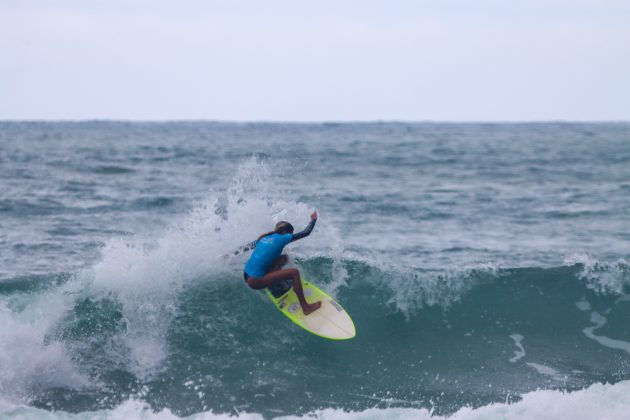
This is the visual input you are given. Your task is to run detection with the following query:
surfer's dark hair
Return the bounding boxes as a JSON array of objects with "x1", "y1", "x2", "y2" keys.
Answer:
[
  {"x1": 276, "y1": 221, "x2": 294, "y2": 234},
  {"x1": 257, "y1": 221, "x2": 294, "y2": 240}
]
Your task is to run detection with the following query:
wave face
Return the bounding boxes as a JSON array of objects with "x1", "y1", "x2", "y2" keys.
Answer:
[
  {"x1": 1, "y1": 122, "x2": 630, "y2": 418},
  {"x1": 1, "y1": 258, "x2": 630, "y2": 418},
  {"x1": 2, "y1": 259, "x2": 630, "y2": 417}
]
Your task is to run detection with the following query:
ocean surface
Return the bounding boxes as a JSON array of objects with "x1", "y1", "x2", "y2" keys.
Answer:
[{"x1": 0, "y1": 121, "x2": 629, "y2": 419}]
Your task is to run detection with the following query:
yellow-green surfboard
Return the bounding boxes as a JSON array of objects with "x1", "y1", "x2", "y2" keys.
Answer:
[{"x1": 266, "y1": 279, "x2": 356, "y2": 340}]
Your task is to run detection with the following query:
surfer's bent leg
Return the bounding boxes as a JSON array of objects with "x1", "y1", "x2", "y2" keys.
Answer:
[{"x1": 247, "y1": 268, "x2": 321, "y2": 315}]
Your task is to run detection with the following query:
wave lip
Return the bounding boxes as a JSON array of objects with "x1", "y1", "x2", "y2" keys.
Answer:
[{"x1": 565, "y1": 254, "x2": 630, "y2": 294}]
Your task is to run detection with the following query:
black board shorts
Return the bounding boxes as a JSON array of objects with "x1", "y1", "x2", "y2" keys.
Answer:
[{"x1": 243, "y1": 271, "x2": 292, "y2": 298}]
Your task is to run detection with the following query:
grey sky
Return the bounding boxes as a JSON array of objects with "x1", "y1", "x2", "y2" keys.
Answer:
[{"x1": 2, "y1": 0, "x2": 629, "y2": 121}]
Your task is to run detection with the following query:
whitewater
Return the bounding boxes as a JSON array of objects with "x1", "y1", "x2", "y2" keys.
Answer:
[{"x1": 0, "y1": 121, "x2": 629, "y2": 419}]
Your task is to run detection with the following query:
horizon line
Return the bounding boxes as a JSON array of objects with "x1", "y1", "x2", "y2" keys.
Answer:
[{"x1": 1, "y1": 119, "x2": 629, "y2": 125}]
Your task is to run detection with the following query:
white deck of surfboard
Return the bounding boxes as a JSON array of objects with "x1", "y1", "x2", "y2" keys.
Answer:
[
  {"x1": 270, "y1": 282, "x2": 356, "y2": 340},
  {"x1": 300, "y1": 288, "x2": 355, "y2": 339}
]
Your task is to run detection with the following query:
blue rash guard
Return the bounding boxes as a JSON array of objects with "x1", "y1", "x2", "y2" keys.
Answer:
[
  {"x1": 242, "y1": 219, "x2": 316, "y2": 279},
  {"x1": 244, "y1": 233, "x2": 293, "y2": 278}
]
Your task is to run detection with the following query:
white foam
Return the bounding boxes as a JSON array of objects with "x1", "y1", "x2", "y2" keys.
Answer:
[
  {"x1": 575, "y1": 300, "x2": 591, "y2": 311},
  {"x1": 374, "y1": 262, "x2": 501, "y2": 316},
  {"x1": 3, "y1": 380, "x2": 630, "y2": 419},
  {"x1": 583, "y1": 311, "x2": 630, "y2": 355},
  {"x1": 0, "y1": 398, "x2": 265, "y2": 419},
  {"x1": 525, "y1": 363, "x2": 565, "y2": 381},
  {"x1": 0, "y1": 294, "x2": 88, "y2": 403},
  {"x1": 564, "y1": 254, "x2": 630, "y2": 295},
  {"x1": 508, "y1": 334, "x2": 526, "y2": 363},
  {"x1": 283, "y1": 380, "x2": 630, "y2": 420}
]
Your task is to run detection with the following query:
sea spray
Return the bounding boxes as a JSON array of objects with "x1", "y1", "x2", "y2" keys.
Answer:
[
  {"x1": 0, "y1": 294, "x2": 88, "y2": 403},
  {"x1": 76, "y1": 158, "x2": 347, "y2": 379}
]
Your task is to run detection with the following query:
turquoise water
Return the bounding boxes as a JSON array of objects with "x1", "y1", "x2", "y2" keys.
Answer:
[{"x1": 0, "y1": 122, "x2": 629, "y2": 419}]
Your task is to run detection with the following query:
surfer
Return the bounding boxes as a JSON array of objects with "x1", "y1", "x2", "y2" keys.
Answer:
[{"x1": 242, "y1": 211, "x2": 322, "y2": 315}]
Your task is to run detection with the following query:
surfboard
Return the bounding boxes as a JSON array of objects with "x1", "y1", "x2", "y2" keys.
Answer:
[{"x1": 266, "y1": 279, "x2": 356, "y2": 340}]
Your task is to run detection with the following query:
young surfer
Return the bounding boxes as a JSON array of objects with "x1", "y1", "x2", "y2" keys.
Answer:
[{"x1": 242, "y1": 211, "x2": 322, "y2": 315}]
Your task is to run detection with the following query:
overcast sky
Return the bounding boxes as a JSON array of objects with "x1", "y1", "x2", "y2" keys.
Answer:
[{"x1": 1, "y1": 0, "x2": 629, "y2": 121}]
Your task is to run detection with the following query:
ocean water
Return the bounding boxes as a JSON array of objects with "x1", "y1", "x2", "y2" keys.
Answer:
[{"x1": 0, "y1": 121, "x2": 629, "y2": 419}]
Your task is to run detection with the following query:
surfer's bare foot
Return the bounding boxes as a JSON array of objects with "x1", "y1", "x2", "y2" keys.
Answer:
[{"x1": 302, "y1": 301, "x2": 322, "y2": 315}]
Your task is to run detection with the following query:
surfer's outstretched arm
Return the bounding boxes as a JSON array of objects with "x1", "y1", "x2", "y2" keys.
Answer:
[
  {"x1": 232, "y1": 210, "x2": 315, "y2": 256},
  {"x1": 291, "y1": 212, "x2": 317, "y2": 242}
]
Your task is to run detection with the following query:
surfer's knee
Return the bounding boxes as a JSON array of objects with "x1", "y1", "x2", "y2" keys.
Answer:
[{"x1": 287, "y1": 268, "x2": 300, "y2": 280}]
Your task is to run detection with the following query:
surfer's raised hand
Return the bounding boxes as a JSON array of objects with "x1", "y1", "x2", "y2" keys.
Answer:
[{"x1": 311, "y1": 211, "x2": 318, "y2": 221}]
